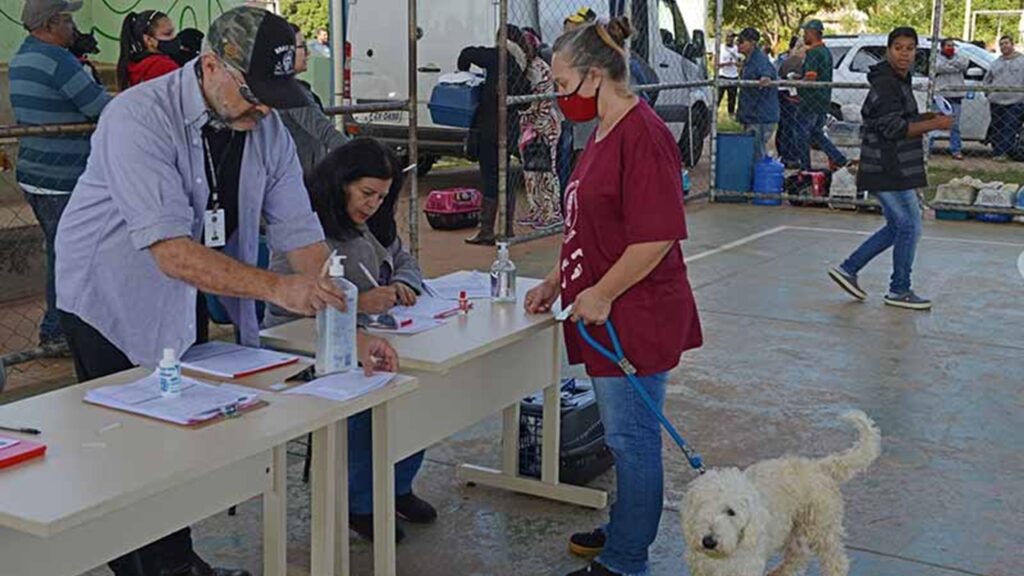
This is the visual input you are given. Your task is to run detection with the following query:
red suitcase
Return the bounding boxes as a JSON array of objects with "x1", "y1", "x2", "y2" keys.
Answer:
[{"x1": 424, "y1": 188, "x2": 482, "y2": 230}]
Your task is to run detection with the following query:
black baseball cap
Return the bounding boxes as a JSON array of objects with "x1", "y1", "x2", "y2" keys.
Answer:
[{"x1": 208, "y1": 7, "x2": 307, "y2": 109}]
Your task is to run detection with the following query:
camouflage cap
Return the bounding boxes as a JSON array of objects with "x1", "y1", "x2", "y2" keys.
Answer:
[{"x1": 208, "y1": 7, "x2": 307, "y2": 108}]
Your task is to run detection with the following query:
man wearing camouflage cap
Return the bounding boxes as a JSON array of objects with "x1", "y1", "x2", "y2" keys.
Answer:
[{"x1": 54, "y1": 7, "x2": 398, "y2": 575}]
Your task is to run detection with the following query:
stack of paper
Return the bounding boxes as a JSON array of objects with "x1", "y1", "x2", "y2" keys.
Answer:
[
  {"x1": 84, "y1": 373, "x2": 261, "y2": 426},
  {"x1": 283, "y1": 372, "x2": 396, "y2": 402},
  {"x1": 423, "y1": 270, "x2": 491, "y2": 300},
  {"x1": 366, "y1": 296, "x2": 460, "y2": 335},
  {"x1": 181, "y1": 341, "x2": 299, "y2": 379}
]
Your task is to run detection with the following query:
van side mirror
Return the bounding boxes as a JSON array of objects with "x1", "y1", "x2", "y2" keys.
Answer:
[
  {"x1": 966, "y1": 67, "x2": 984, "y2": 79},
  {"x1": 684, "y1": 30, "x2": 706, "y2": 61}
]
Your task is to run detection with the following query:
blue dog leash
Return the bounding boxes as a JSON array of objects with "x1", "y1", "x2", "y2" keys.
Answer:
[{"x1": 576, "y1": 319, "x2": 706, "y2": 474}]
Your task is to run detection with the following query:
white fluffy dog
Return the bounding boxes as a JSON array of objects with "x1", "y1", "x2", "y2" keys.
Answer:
[{"x1": 681, "y1": 410, "x2": 881, "y2": 576}]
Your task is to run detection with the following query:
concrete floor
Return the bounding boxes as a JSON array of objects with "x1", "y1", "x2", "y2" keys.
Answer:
[{"x1": 70, "y1": 199, "x2": 1024, "y2": 576}]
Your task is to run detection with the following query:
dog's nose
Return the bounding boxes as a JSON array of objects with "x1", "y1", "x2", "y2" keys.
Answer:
[{"x1": 702, "y1": 535, "x2": 718, "y2": 550}]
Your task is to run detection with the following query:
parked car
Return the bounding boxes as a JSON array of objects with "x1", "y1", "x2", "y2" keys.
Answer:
[{"x1": 824, "y1": 35, "x2": 995, "y2": 141}]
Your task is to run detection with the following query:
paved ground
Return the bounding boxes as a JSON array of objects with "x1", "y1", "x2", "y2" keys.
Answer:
[{"x1": 4, "y1": 166, "x2": 1021, "y2": 575}]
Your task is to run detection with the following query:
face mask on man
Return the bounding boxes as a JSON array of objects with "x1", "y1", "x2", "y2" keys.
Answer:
[{"x1": 942, "y1": 46, "x2": 955, "y2": 58}]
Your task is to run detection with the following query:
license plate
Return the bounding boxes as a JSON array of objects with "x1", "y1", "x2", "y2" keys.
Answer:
[{"x1": 354, "y1": 110, "x2": 405, "y2": 124}]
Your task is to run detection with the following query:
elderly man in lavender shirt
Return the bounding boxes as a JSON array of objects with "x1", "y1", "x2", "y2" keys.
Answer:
[{"x1": 54, "y1": 8, "x2": 397, "y2": 576}]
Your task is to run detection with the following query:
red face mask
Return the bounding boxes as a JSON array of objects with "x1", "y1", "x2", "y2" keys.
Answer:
[
  {"x1": 942, "y1": 46, "x2": 955, "y2": 57},
  {"x1": 557, "y1": 76, "x2": 599, "y2": 123}
]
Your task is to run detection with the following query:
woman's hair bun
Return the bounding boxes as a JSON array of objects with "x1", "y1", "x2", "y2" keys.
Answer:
[{"x1": 606, "y1": 16, "x2": 633, "y2": 47}]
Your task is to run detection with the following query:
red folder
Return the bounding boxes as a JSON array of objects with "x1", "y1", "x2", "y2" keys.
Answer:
[{"x1": 0, "y1": 435, "x2": 47, "y2": 470}]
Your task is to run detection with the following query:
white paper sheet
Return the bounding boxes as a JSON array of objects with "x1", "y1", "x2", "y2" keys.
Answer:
[
  {"x1": 393, "y1": 295, "x2": 462, "y2": 319},
  {"x1": 283, "y1": 372, "x2": 396, "y2": 403},
  {"x1": 423, "y1": 270, "x2": 491, "y2": 300},
  {"x1": 85, "y1": 373, "x2": 261, "y2": 425},
  {"x1": 181, "y1": 342, "x2": 299, "y2": 378}
]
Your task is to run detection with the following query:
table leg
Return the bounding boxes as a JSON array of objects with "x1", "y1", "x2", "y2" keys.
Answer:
[
  {"x1": 336, "y1": 418, "x2": 350, "y2": 576},
  {"x1": 372, "y1": 402, "x2": 397, "y2": 576},
  {"x1": 263, "y1": 444, "x2": 288, "y2": 576},
  {"x1": 501, "y1": 403, "x2": 520, "y2": 476},
  {"x1": 311, "y1": 424, "x2": 338, "y2": 575},
  {"x1": 457, "y1": 325, "x2": 607, "y2": 509}
]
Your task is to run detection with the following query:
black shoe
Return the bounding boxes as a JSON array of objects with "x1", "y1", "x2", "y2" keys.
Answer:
[
  {"x1": 396, "y1": 492, "x2": 437, "y2": 524},
  {"x1": 566, "y1": 560, "x2": 621, "y2": 575},
  {"x1": 165, "y1": 554, "x2": 250, "y2": 576},
  {"x1": 568, "y1": 528, "x2": 606, "y2": 558},
  {"x1": 828, "y1": 266, "x2": 867, "y2": 301},
  {"x1": 884, "y1": 290, "x2": 932, "y2": 311},
  {"x1": 350, "y1": 513, "x2": 406, "y2": 543}
]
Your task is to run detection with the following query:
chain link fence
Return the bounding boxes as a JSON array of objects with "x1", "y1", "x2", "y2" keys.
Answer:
[
  {"x1": 707, "y1": 0, "x2": 1024, "y2": 222},
  {"x1": 0, "y1": 124, "x2": 96, "y2": 394},
  {"x1": 497, "y1": 0, "x2": 714, "y2": 245}
]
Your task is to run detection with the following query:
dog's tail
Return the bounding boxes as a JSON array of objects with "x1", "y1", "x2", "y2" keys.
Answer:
[{"x1": 818, "y1": 410, "x2": 881, "y2": 484}]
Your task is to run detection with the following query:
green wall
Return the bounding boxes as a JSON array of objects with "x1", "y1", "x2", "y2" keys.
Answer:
[{"x1": 0, "y1": 0, "x2": 244, "y2": 63}]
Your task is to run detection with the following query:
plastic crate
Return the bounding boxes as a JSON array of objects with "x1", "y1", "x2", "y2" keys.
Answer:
[
  {"x1": 975, "y1": 212, "x2": 1013, "y2": 223},
  {"x1": 935, "y1": 209, "x2": 970, "y2": 221},
  {"x1": 518, "y1": 379, "x2": 614, "y2": 486}
]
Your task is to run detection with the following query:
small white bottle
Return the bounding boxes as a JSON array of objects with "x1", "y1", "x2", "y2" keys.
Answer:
[
  {"x1": 490, "y1": 241, "x2": 517, "y2": 303},
  {"x1": 316, "y1": 253, "x2": 360, "y2": 376},
  {"x1": 159, "y1": 347, "x2": 182, "y2": 397}
]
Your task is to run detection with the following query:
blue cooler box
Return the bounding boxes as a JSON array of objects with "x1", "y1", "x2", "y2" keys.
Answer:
[{"x1": 428, "y1": 83, "x2": 481, "y2": 128}]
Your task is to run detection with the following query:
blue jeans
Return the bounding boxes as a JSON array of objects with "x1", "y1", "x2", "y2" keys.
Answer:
[
  {"x1": 988, "y1": 103, "x2": 1024, "y2": 157},
  {"x1": 348, "y1": 409, "x2": 425, "y2": 515},
  {"x1": 24, "y1": 192, "x2": 71, "y2": 343},
  {"x1": 840, "y1": 190, "x2": 922, "y2": 295},
  {"x1": 798, "y1": 111, "x2": 847, "y2": 170},
  {"x1": 929, "y1": 99, "x2": 963, "y2": 154},
  {"x1": 592, "y1": 372, "x2": 669, "y2": 576},
  {"x1": 744, "y1": 123, "x2": 776, "y2": 163}
]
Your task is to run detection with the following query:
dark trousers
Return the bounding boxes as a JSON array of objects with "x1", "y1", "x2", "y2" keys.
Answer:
[
  {"x1": 718, "y1": 85, "x2": 737, "y2": 116},
  {"x1": 59, "y1": 297, "x2": 210, "y2": 576},
  {"x1": 24, "y1": 192, "x2": 70, "y2": 343},
  {"x1": 988, "y1": 103, "x2": 1024, "y2": 157},
  {"x1": 776, "y1": 95, "x2": 803, "y2": 166}
]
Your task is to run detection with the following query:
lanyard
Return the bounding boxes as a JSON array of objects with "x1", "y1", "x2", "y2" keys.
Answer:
[{"x1": 201, "y1": 133, "x2": 221, "y2": 210}]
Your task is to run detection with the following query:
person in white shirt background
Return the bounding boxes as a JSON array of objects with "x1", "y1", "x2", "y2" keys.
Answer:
[{"x1": 717, "y1": 31, "x2": 740, "y2": 117}]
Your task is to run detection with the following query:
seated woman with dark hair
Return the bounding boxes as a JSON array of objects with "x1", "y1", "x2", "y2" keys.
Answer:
[{"x1": 266, "y1": 137, "x2": 435, "y2": 541}]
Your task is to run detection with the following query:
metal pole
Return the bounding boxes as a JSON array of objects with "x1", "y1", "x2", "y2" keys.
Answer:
[
  {"x1": 709, "y1": 0, "x2": 723, "y2": 201},
  {"x1": 407, "y1": 0, "x2": 419, "y2": 258},
  {"x1": 498, "y1": 0, "x2": 510, "y2": 240},
  {"x1": 925, "y1": 0, "x2": 943, "y2": 165},
  {"x1": 964, "y1": 0, "x2": 973, "y2": 40},
  {"x1": 330, "y1": 0, "x2": 344, "y2": 108}
]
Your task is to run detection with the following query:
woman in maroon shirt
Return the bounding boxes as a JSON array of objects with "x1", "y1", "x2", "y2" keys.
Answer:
[
  {"x1": 525, "y1": 16, "x2": 702, "y2": 576},
  {"x1": 116, "y1": 10, "x2": 181, "y2": 91}
]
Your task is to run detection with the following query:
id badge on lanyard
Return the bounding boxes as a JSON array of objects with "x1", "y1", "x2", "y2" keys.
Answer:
[{"x1": 201, "y1": 135, "x2": 227, "y2": 248}]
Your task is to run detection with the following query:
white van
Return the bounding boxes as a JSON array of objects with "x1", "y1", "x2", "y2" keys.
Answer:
[{"x1": 347, "y1": 0, "x2": 711, "y2": 172}]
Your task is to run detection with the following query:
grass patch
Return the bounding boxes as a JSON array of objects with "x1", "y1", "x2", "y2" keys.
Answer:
[{"x1": 715, "y1": 106, "x2": 744, "y2": 133}]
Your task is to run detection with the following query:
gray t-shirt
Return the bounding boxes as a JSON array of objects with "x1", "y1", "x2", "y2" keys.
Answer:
[
  {"x1": 985, "y1": 53, "x2": 1024, "y2": 105},
  {"x1": 573, "y1": 119, "x2": 598, "y2": 151}
]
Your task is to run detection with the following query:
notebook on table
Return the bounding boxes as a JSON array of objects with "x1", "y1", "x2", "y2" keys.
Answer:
[{"x1": 0, "y1": 436, "x2": 47, "y2": 470}]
